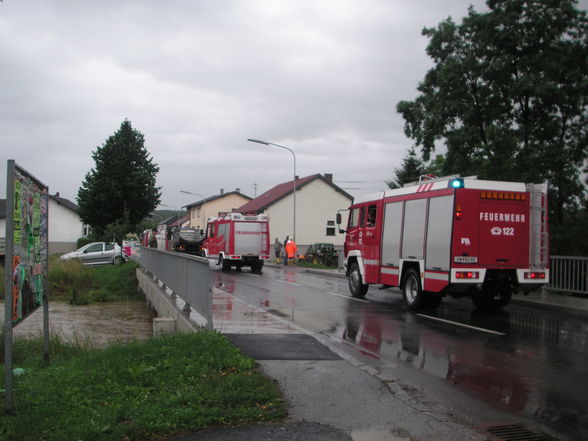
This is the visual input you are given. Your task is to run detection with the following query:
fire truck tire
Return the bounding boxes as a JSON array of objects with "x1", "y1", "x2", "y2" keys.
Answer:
[
  {"x1": 402, "y1": 268, "x2": 426, "y2": 311},
  {"x1": 348, "y1": 262, "x2": 368, "y2": 298},
  {"x1": 219, "y1": 255, "x2": 231, "y2": 272},
  {"x1": 251, "y1": 261, "x2": 264, "y2": 274}
]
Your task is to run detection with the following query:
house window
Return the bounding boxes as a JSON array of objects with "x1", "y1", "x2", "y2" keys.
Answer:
[
  {"x1": 326, "y1": 227, "x2": 336, "y2": 236},
  {"x1": 327, "y1": 220, "x2": 335, "y2": 226}
]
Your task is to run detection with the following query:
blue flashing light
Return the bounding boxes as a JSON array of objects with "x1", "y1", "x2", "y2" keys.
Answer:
[{"x1": 451, "y1": 178, "x2": 464, "y2": 188}]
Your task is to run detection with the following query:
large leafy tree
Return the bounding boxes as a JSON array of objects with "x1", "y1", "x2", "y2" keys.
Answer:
[
  {"x1": 397, "y1": 0, "x2": 588, "y2": 223},
  {"x1": 77, "y1": 120, "x2": 161, "y2": 240}
]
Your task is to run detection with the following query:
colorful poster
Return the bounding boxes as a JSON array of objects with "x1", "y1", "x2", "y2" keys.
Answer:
[{"x1": 9, "y1": 164, "x2": 49, "y2": 327}]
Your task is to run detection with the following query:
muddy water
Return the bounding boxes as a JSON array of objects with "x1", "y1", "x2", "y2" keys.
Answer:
[{"x1": 1, "y1": 300, "x2": 156, "y2": 348}]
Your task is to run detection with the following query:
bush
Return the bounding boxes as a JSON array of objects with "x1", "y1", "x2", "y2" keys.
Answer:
[{"x1": 76, "y1": 237, "x2": 93, "y2": 248}]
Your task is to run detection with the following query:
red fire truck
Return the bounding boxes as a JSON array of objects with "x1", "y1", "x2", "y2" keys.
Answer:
[
  {"x1": 337, "y1": 175, "x2": 549, "y2": 310},
  {"x1": 203, "y1": 212, "x2": 270, "y2": 273}
]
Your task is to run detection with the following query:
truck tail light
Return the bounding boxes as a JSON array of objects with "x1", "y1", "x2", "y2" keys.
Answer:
[
  {"x1": 455, "y1": 204, "x2": 463, "y2": 219},
  {"x1": 455, "y1": 271, "x2": 479, "y2": 279},
  {"x1": 230, "y1": 255, "x2": 241, "y2": 260},
  {"x1": 524, "y1": 271, "x2": 546, "y2": 280}
]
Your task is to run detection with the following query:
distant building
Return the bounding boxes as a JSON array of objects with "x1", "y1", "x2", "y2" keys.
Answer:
[
  {"x1": 238, "y1": 173, "x2": 352, "y2": 248},
  {"x1": 184, "y1": 189, "x2": 252, "y2": 230},
  {"x1": 0, "y1": 193, "x2": 89, "y2": 255}
]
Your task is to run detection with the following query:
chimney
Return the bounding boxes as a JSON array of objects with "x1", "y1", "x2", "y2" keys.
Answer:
[
  {"x1": 235, "y1": 187, "x2": 240, "y2": 192},
  {"x1": 324, "y1": 173, "x2": 333, "y2": 184},
  {"x1": 220, "y1": 188, "x2": 224, "y2": 195}
]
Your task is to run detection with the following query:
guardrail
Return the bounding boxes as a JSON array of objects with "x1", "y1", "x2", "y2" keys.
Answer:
[
  {"x1": 548, "y1": 255, "x2": 588, "y2": 296},
  {"x1": 138, "y1": 246, "x2": 212, "y2": 329}
]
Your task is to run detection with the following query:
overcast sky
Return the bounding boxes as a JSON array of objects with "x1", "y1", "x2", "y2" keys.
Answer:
[{"x1": 1, "y1": 0, "x2": 586, "y2": 210}]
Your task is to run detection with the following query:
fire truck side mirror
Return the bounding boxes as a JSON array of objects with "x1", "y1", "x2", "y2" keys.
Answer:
[{"x1": 336, "y1": 212, "x2": 346, "y2": 233}]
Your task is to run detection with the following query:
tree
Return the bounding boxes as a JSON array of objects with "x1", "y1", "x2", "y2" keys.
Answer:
[
  {"x1": 387, "y1": 148, "x2": 448, "y2": 189},
  {"x1": 77, "y1": 120, "x2": 161, "y2": 241},
  {"x1": 397, "y1": 0, "x2": 588, "y2": 224},
  {"x1": 386, "y1": 148, "x2": 426, "y2": 189}
]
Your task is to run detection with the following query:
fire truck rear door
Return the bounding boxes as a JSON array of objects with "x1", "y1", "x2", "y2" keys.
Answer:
[{"x1": 478, "y1": 198, "x2": 529, "y2": 267}]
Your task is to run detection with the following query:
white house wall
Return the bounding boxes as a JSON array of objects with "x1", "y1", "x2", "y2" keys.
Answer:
[
  {"x1": 266, "y1": 179, "x2": 351, "y2": 248},
  {"x1": 48, "y1": 199, "x2": 84, "y2": 254}
]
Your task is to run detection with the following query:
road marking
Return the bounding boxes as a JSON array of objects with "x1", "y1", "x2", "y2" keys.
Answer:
[
  {"x1": 327, "y1": 291, "x2": 369, "y2": 303},
  {"x1": 415, "y1": 314, "x2": 506, "y2": 336}
]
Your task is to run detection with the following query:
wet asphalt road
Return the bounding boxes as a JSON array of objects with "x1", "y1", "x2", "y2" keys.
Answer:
[{"x1": 213, "y1": 265, "x2": 588, "y2": 441}]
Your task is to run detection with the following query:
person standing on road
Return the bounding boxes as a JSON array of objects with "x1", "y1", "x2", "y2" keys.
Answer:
[
  {"x1": 273, "y1": 238, "x2": 283, "y2": 263},
  {"x1": 149, "y1": 229, "x2": 158, "y2": 248},
  {"x1": 285, "y1": 237, "x2": 297, "y2": 266}
]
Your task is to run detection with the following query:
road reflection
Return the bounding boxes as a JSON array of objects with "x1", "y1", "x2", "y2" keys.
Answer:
[{"x1": 341, "y1": 299, "x2": 588, "y2": 439}]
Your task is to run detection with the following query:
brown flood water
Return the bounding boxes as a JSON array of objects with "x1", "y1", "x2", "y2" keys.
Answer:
[{"x1": 1, "y1": 300, "x2": 156, "y2": 348}]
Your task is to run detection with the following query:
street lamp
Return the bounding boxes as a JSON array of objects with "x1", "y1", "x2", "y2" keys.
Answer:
[
  {"x1": 180, "y1": 190, "x2": 207, "y2": 230},
  {"x1": 248, "y1": 138, "x2": 296, "y2": 241}
]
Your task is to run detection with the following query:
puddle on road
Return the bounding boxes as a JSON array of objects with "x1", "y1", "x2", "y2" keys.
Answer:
[
  {"x1": 351, "y1": 428, "x2": 411, "y2": 441},
  {"x1": 1, "y1": 300, "x2": 156, "y2": 348}
]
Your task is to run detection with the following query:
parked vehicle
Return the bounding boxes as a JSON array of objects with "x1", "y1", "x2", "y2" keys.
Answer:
[
  {"x1": 305, "y1": 243, "x2": 338, "y2": 267},
  {"x1": 203, "y1": 213, "x2": 270, "y2": 273},
  {"x1": 337, "y1": 175, "x2": 549, "y2": 310},
  {"x1": 171, "y1": 227, "x2": 205, "y2": 255},
  {"x1": 60, "y1": 242, "x2": 129, "y2": 266}
]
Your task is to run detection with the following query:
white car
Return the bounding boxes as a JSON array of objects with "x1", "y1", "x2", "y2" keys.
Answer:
[{"x1": 60, "y1": 242, "x2": 129, "y2": 266}]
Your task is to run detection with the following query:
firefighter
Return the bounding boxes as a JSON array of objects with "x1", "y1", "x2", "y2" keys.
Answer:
[
  {"x1": 285, "y1": 237, "x2": 297, "y2": 266},
  {"x1": 148, "y1": 229, "x2": 158, "y2": 248},
  {"x1": 273, "y1": 238, "x2": 283, "y2": 263}
]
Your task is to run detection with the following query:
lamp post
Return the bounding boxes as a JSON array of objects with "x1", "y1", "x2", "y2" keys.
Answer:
[
  {"x1": 180, "y1": 190, "x2": 207, "y2": 230},
  {"x1": 248, "y1": 138, "x2": 296, "y2": 241}
]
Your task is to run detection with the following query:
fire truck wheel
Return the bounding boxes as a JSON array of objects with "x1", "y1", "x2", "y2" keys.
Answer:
[
  {"x1": 402, "y1": 268, "x2": 425, "y2": 311},
  {"x1": 348, "y1": 262, "x2": 368, "y2": 298},
  {"x1": 251, "y1": 261, "x2": 264, "y2": 274},
  {"x1": 219, "y1": 255, "x2": 231, "y2": 272}
]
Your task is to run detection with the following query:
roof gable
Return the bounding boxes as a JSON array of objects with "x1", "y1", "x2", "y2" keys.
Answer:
[
  {"x1": 49, "y1": 194, "x2": 79, "y2": 213},
  {"x1": 238, "y1": 174, "x2": 353, "y2": 213},
  {"x1": 184, "y1": 191, "x2": 252, "y2": 209}
]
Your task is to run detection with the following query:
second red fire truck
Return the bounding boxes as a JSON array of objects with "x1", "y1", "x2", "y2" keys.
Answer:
[
  {"x1": 337, "y1": 175, "x2": 549, "y2": 310},
  {"x1": 202, "y1": 212, "x2": 270, "y2": 273}
]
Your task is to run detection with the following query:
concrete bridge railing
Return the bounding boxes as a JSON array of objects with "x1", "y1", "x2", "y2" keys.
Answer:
[{"x1": 138, "y1": 247, "x2": 213, "y2": 330}]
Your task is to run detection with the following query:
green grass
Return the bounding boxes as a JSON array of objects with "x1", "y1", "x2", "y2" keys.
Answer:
[
  {"x1": 48, "y1": 257, "x2": 142, "y2": 304},
  {"x1": 0, "y1": 332, "x2": 285, "y2": 441}
]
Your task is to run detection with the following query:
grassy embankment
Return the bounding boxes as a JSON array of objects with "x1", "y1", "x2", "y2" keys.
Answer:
[
  {"x1": 0, "y1": 258, "x2": 286, "y2": 441},
  {"x1": 0, "y1": 256, "x2": 142, "y2": 304}
]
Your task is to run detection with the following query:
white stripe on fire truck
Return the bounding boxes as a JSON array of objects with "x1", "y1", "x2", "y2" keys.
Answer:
[
  {"x1": 425, "y1": 272, "x2": 449, "y2": 281},
  {"x1": 363, "y1": 259, "x2": 380, "y2": 266},
  {"x1": 381, "y1": 267, "x2": 399, "y2": 275}
]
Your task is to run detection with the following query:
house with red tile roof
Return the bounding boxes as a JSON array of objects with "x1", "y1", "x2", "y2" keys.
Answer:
[
  {"x1": 183, "y1": 188, "x2": 252, "y2": 230},
  {"x1": 238, "y1": 173, "x2": 352, "y2": 248}
]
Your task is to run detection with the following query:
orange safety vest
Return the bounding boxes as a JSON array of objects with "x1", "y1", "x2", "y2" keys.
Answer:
[{"x1": 285, "y1": 240, "x2": 297, "y2": 258}]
